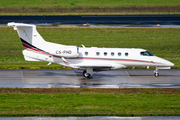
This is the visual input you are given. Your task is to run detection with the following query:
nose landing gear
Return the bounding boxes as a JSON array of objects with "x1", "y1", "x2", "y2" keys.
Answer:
[{"x1": 154, "y1": 68, "x2": 159, "y2": 77}]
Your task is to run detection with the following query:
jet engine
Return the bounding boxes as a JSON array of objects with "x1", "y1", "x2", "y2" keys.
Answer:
[{"x1": 49, "y1": 46, "x2": 79, "y2": 58}]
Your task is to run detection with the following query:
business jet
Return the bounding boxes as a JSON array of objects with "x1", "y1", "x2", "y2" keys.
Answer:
[{"x1": 8, "y1": 22, "x2": 174, "y2": 78}]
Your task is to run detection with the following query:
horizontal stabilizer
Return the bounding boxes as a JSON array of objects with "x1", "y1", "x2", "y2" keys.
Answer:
[
  {"x1": 23, "y1": 56, "x2": 40, "y2": 61},
  {"x1": 8, "y1": 22, "x2": 34, "y2": 27}
]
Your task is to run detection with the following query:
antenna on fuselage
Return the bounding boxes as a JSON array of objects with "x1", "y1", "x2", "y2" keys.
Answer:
[{"x1": 81, "y1": 44, "x2": 85, "y2": 48}]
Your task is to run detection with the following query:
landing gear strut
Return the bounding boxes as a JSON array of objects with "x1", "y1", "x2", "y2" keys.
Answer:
[{"x1": 154, "y1": 68, "x2": 159, "y2": 77}]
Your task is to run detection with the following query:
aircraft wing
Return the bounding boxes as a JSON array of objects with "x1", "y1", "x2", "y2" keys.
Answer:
[
  {"x1": 74, "y1": 63, "x2": 125, "y2": 70},
  {"x1": 62, "y1": 57, "x2": 125, "y2": 69}
]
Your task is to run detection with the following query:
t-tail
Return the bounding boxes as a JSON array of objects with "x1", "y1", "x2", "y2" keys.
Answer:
[
  {"x1": 8, "y1": 22, "x2": 79, "y2": 62},
  {"x1": 8, "y1": 22, "x2": 50, "y2": 52}
]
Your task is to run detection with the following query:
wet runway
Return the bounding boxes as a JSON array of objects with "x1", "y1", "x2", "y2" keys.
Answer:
[{"x1": 0, "y1": 69, "x2": 180, "y2": 88}]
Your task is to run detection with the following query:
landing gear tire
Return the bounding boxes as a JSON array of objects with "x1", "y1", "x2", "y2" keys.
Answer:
[
  {"x1": 154, "y1": 68, "x2": 159, "y2": 77},
  {"x1": 83, "y1": 70, "x2": 91, "y2": 78},
  {"x1": 154, "y1": 72, "x2": 159, "y2": 77}
]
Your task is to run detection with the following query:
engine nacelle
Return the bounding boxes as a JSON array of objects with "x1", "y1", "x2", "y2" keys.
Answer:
[{"x1": 49, "y1": 46, "x2": 79, "y2": 58}]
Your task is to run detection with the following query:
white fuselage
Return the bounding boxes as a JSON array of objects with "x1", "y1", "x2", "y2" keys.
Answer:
[{"x1": 23, "y1": 47, "x2": 174, "y2": 70}]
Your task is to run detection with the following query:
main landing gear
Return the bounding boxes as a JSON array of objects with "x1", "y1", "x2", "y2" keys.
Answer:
[
  {"x1": 154, "y1": 68, "x2": 159, "y2": 77},
  {"x1": 83, "y1": 68, "x2": 93, "y2": 78},
  {"x1": 83, "y1": 70, "x2": 91, "y2": 78}
]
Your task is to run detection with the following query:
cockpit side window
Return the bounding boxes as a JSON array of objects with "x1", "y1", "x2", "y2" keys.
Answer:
[
  {"x1": 140, "y1": 51, "x2": 154, "y2": 56},
  {"x1": 140, "y1": 52, "x2": 147, "y2": 56}
]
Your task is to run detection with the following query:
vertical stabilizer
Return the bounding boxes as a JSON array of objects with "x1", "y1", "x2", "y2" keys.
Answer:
[{"x1": 8, "y1": 22, "x2": 47, "y2": 51}]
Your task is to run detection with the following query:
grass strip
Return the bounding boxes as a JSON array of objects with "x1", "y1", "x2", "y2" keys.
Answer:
[
  {"x1": 0, "y1": 0, "x2": 180, "y2": 8},
  {"x1": 0, "y1": 27, "x2": 179, "y2": 69},
  {"x1": 0, "y1": 6, "x2": 180, "y2": 15},
  {"x1": 1, "y1": 88, "x2": 180, "y2": 94},
  {"x1": 1, "y1": 12, "x2": 180, "y2": 15},
  {"x1": 0, "y1": 0, "x2": 180, "y2": 15},
  {"x1": 0, "y1": 88, "x2": 179, "y2": 116}
]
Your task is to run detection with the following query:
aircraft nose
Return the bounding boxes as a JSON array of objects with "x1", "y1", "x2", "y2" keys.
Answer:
[
  {"x1": 164, "y1": 60, "x2": 174, "y2": 67},
  {"x1": 154, "y1": 57, "x2": 174, "y2": 67}
]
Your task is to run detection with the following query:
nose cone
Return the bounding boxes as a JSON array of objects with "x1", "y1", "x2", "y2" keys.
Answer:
[
  {"x1": 153, "y1": 56, "x2": 174, "y2": 67},
  {"x1": 164, "y1": 60, "x2": 174, "y2": 67}
]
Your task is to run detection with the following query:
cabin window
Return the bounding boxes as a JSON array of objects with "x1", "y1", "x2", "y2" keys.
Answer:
[
  {"x1": 96, "y1": 52, "x2": 100, "y2": 56},
  {"x1": 140, "y1": 51, "x2": 154, "y2": 56},
  {"x1": 111, "y1": 52, "x2": 114, "y2": 56},
  {"x1": 125, "y1": 53, "x2": 128, "y2": 56},
  {"x1": 85, "y1": 52, "x2": 88, "y2": 56},
  {"x1": 118, "y1": 52, "x2": 121, "y2": 56},
  {"x1": 104, "y1": 52, "x2": 107, "y2": 56}
]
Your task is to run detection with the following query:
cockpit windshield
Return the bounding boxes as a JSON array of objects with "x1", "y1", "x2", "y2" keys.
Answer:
[{"x1": 140, "y1": 51, "x2": 154, "y2": 56}]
